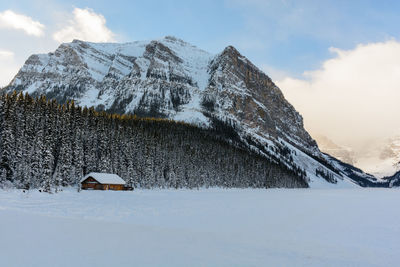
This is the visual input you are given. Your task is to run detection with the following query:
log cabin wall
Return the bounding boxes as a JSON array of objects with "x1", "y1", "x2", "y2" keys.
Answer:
[
  {"x1": 81, "y1": 182, "x2": 98, "y2": 189},
  {"x1": 81, "y1": 177, "x2": 100, "y2": 190},
  {"x1": 108, "y1": 184, "x2": 124, "y2": 190}
]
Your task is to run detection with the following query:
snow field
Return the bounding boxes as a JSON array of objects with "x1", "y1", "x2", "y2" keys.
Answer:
[{"x1": 0, "y1": 188, "x2": 399, "y2": 267}]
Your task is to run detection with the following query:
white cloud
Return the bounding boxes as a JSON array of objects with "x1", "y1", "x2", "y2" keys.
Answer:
[
  {"x1": 0, "y1": 7, "x2": 117, "y2": 87},
  {"x1": 0, "y1": 10, "x2": 44, "y2": 37},
  {"x1": 276, "y1": 40, "x2": 400, "y2": 170},
  {"x1": 53, "y1": 8, "x2": 115, "y2": 43},
  {"x1": 0, "y1": 50, "x2": 14, "y2": 59}
]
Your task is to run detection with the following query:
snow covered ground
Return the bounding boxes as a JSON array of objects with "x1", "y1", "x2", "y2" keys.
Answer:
[{"x1": 0, "y1": 188, "x2": 399, "y2": 267}]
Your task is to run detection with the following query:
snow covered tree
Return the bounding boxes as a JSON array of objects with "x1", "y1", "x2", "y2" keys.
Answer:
[{"x1": 0, "y1": 91, "x2": 308, "y2": 190}]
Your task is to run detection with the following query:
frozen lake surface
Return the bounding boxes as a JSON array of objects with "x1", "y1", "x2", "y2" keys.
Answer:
[{"x1": 0, "y1": 188, "x2": 399, "y2": 267}]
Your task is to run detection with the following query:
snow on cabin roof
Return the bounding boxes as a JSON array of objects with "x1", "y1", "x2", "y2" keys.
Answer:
[{"x1": 80, "y1": 172, "x2": 126, "y2": 185}]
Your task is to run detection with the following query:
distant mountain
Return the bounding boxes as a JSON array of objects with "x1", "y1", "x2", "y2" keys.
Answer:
[
  {"x1": 335, "y1": 136, "x2": 400, "y2": 178},
  {"x1": 377, "y1": 136, "x2": 400, "y2": 175},
  {"x1": 2, "y1": 36, "x2": 381, "y2": 187},
  {"x1": 314, "y1": 135, "x2": 356, "y2": 165}
]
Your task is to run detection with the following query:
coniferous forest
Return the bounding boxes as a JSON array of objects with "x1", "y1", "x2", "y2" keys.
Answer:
[{"x1": 0, "y1": 92, "x2": 308, "y2": 190}]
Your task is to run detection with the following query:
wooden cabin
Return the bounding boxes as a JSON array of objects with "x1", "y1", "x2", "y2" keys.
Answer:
[{"x1": 80, "y1": 172, "x2": 133, "y2": 191}]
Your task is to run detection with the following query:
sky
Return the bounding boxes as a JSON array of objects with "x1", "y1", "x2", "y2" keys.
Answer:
[{"x1": 1, "y1": 0, "x2": 400, "y2": 173}]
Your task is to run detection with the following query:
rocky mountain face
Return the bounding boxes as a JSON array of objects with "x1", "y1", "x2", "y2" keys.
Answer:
[{"x1": 3, "y1": 36, "x2": 381, "y2": 187}]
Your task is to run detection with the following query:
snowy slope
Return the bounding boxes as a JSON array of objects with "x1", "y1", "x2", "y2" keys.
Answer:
[
  {"x1": 1, "y1": 188, "x2": 400, "y2": 267},
  {"x1": 4, "y1": 36, "x2": 377, "y2": 188}
]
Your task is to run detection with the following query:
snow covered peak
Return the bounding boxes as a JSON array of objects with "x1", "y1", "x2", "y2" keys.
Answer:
[
  {"x1": 3, "y1": 37, "x2": 378, "y2": 188},
  {"x1": 163, "y1": 35, "x2": 187, "y2": 43},
  {"x1": 221, "y1": 45, "x2": 240, "y2": 55}
]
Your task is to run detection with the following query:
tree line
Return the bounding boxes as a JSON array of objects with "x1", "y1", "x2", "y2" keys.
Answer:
[{"x1": 0, "y1": 91, "x2": 308, "y2": 190}]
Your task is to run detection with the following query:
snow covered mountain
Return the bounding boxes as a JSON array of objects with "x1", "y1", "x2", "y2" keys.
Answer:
[
  {"x1": 376, "y1": 136, "x2": 400, "y2": 176},
  {"x1": 314, "y1": 135, "x2": 356, "y2": 165},
  {"x1": 3, "y1": 36, "x2": 380, "y2": 188}
]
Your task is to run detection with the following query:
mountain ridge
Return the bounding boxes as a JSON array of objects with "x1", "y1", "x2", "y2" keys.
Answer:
[{"x1": 3, "y1": 36, "x2": 383, "y2": 188}]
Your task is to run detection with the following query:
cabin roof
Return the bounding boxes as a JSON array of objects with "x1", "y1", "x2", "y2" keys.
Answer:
[{"x1": 80, "y1": 172, "x2": 126, "y2": 185}]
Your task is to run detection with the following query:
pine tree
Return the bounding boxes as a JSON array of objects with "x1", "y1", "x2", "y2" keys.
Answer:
[{"x1": 0, "y1": 92, "x2": 308, "y2": 190}]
